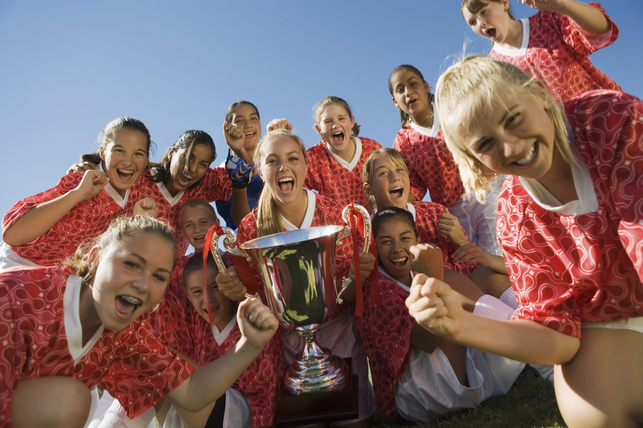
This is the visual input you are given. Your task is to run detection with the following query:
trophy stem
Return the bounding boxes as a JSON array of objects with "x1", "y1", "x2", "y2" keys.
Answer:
[{"x1": 284, "y1": 325, "x2": 349, "y2": 394}]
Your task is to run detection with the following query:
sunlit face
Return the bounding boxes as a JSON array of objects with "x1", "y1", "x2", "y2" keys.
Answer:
[
  {"x1": 366, "y1": 155, "x2": 410, "y2": 211},
  {"x1": 100, "y1": 128, "x2": 149, "y2": 197},
  {"x1": 185, "y1": 266, "x2": 234, "y2": 331},
  {"x1": 375, "y1": 218, "x2": 418, "y2": 283},
  {"x1": 462, "y1": 0, "x2": 511, "y2": 44},
  {"x1": 315, "y1": 103, "x2": 356, "y2": 159},
  {"x1": 179, "y1": 206, "x2": 219, "y2": 252},
  {"x1": 230, "y1": 103, "x2": 262, "y2": 156},
  {"x1": 259, "y1": 136, "x2": 308, "y2": 207},
  {"x1": 460, "y1": 92, "x2": 556, "y2": 180},
  {"x1": 390, "y1": 69, "x2": 432, "y2": 125},
  {"x1": 166, "y1": 144, "x2": 214, "y2": 196},
  {"x1": 88, "y1": 234, "x2": 174, "y2": 332}
]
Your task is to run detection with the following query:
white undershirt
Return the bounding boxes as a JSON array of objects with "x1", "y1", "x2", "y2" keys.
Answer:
[
  {"x1": 64, "y1": 275, "x2": 105, "y2": 364},
  {"x1": 326, "y1": 136, "x2": 363, "y2": 171},
  {"x1": 282, "y1": 189, "x2": 317, "y2": 231}
]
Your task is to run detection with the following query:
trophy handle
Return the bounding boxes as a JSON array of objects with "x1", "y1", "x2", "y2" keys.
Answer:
[
  {"x1": 337, "y1": 204, "x2": 371, "y2": 255},
  {"x1": 209, "y1": 226, "x2": 251, "y2": 273},
  {"x1": 336, "y1": 277, "x2": 352, "y2": 305}
]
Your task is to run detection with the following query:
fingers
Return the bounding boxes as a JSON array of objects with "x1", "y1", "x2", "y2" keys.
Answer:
[
  {"x1": 216, "y1": 270, "x2": 248, "y2": 301},
  {"x1": 266, "y1": 119, "x2": 291, "y2": 133},
  {"x1": 239, "y1": 298, "x2": 278, "y2": 331}
]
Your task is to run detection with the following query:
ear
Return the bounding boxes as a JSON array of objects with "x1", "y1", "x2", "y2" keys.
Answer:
[
  {"x1": 314, "y1": 123, "x2": 322, "y2": 136},
  {"x1": 423, "y1": 81, "x2": 431, "y2": 94},
  {"x1": 349, "y1": 115, "x2": 356, "y2": 130},
  {"x1": 364, "y1": 182, "x2": 374, "y2": 196},
  {"x1": 99, "y1": 147, "x2": 106, "y2": 162},
  {"x1": 87, "y1": 246, "x2": 100, "y2": 275},
  {"x1": 391, "y1": 96, "x2": 399, "y2": 109}
]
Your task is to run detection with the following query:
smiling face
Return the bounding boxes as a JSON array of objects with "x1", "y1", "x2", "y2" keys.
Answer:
[
  {"x1": 86, "y1": 233, "x2": 174, "y2": 332},
  {"x1": 100, "y1": 128, "x2": 149, "y2": 196},
  {"x1": 179, "y1": 206, "x2": 219, "y2": 251},
  {"x1": 375, "y1": 218, "x2": 418, "y2": 284},
  {"x1": 315, "y1": 103, "x2": 356, "y2": 160},
  {"x1": 390, "y1": 69, "x2": 432, "y2": 126},
  {"x1": 165, "y1": 143, "x2": 214, "y2": 196},
  {"x1": 460, "y1": 92, "x2": 556, "y2": 180},
  {"x1": 185, "y1": 266, "x2": 234, "y2": 331},
  {"x1": 258, "y1": 135, "x2": 308, "y2": 207},
  {"x1": 366, "y1": 154, "x2": 410, "y2": 211},
  {"x1": 462, "y1": 0, "x2": 511, "y2": 44},
  {"x1": 230, "y1": 103, "x2": 262, "y2": 157}
]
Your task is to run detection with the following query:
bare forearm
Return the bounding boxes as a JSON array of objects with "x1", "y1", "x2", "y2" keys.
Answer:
[
  {"x1": 452, "y1": 312, "x2": 580, "y2": 365},
  {"x1": 556, "y1": 0, "x2": 611, "y2": 36},
  {"x1": 166, "y1": 337, "x2": 262, "y2": 412},
  {"x1": 3, "y1": 190, "x2": 85, "y2": 246},
  {"x1": 487, "y1": 254, "x2": 509, "y2": 275}
]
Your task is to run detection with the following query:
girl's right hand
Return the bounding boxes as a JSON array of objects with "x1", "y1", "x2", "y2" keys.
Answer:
[
  {"x1": 406, "y1": 273, "x2": 462, "y2": 339},
  {"x1": 133, "y1": 197, "x2": 158, "y2": 218},
  {"x1": 222, "y1": 121, "x2": 247, "y2": 155},
  {"x1": 237, "y1": 297, "x2": 279, "y2": 351},
  {"x1": 266, "y1": 118, "x2": 293, "y2": 133},
  {"x1": 75, "y1": 170, "x2": 109, "y2": 200},
  {"x1": 410, "y1": 243, "x2": 444, "y2": 281},
  {"x1": 452, "y1": 242, "x2": 490, "y2": 266},
  {"x1": 67, "y1": 161, "x2": 99, "y2": 175},
  {"x1": 216, "y1": 266, "x2": 248, "y2": 301}
]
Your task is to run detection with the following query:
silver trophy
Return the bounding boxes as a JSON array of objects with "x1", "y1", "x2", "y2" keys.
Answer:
[{"x1": 210, "y1": 204, "x2": 371, "y2": 395}]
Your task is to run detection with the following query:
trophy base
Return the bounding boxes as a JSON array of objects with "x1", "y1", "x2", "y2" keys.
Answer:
[{"x1": 276, "y1": 360, "x2": 359, "y2": 427}]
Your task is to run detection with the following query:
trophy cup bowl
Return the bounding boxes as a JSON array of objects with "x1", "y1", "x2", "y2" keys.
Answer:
[{"x1": 240, "y1": 225, "x2": 349, "y2": 394}]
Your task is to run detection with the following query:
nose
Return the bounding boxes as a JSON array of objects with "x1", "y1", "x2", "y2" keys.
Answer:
[
  {"x1": 501, "y1": 134, "x2": 524, "y2": 158},
  {"x1": 132, "y1": 274, "x2": 151, "y2": 293}
]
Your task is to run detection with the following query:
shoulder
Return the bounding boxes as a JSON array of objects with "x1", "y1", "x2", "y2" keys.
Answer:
[
  {"x1": 358, "y1": 137, "x2": 382, "y2": 150},
  {"x1": 307, "y1": 141, "x2": 328, "y2": 157},
  {"x1": 0, "y1": 265, "x2": 70, "y2": 298}
]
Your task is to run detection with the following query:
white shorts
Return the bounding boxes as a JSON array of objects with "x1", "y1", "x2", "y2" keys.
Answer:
[
  {"x1": 283, "y1": 312, "x2": 376, "y2": 422},
  {"x1": 582, "y1": 316, "x2": 643, "y2": 335},
  {"x1": 0, "y1": 242, "x2": 40, "y2": 272}
]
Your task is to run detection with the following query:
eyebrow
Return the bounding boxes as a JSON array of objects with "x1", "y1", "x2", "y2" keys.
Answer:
[
  {"x1": 471, "y1": 104, "x2": 520, "y2": 148},
  {"x1": 131, "y1": 252, "x2": 172, "y2": 275}
]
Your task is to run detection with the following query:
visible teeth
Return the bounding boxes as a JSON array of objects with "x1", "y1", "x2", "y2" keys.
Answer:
[
  {"x1": 278, "y1": 178, "x2": 293, "y2": 183},
  {"x1": 121, "y1": 295, "x2": 142, "y2": 305},
  {"x1": 118, "y1": 169, "x2": 134, "y2": 176},
  {"x1": 390, "y1": 187, "x2": 403, "y2": 194},
  {"x1": 515, "y1": 145, "x2": 536, "y2": 166},
  {"x1": 392, "y1": 258, "x2": 406, "y2": 263}
]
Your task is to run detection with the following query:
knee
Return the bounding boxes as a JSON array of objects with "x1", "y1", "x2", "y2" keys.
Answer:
[{"x1": 13, "y1": 376, "x2": 91, "y2": 428}]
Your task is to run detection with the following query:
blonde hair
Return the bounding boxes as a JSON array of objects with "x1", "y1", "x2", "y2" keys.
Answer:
[
  {"x1": 179, "y1": 199, "x2": 218, "y2": 225},
  {"x1": 254, "y1": 129, "x2": 308, "y2": 237},
  {"x1": 362, "y1": 148, "x2": 409, "y2": 211},
  {"x1": 435, "y1": 55, "x2": 575, "y2": 202},
  {"x1": 65, "y1": 215, "x2": 177, "y2": 284},
  {"x1": 313, "y1": 96, "x2": 361, "y2": 137}
]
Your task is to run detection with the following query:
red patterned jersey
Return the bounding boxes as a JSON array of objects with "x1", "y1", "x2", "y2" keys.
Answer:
[
  {"x1": 2, "y1": 173, "x2": 137, "y2": 267},
  {"x1": 500, "y1": 91, "x2": 643, "y2": 338},
  {"x1": 490, "y1": 3, "x2": 621, "y2": 103},
  {"x1": 393, "y1": 126, "x2": 464, "y2": 206},
  {"x1": 151, "y1": 294, "x2": 284, "y2": 427},
  {"x1": 410, "y1": 202, "x2": 475, "y2": 276},
  {"x1": 304, "y1": 137, "x2": 382, "y2": 211},
  {"x1": 0, "y1": 266, "x2": 194, "y2": 425},
  {"x1": 356, "y1": 268, "x2": 414, "y2": 416},
  {"x1": 136, "y1": 168, "x2": 232, "y2": 257}
]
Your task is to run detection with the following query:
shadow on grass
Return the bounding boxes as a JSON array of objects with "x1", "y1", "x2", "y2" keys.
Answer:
[{"x1": 372, "y1": 373, "x2": 567, "y2": 428}]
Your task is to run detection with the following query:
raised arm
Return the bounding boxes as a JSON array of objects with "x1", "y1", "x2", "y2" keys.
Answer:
[
  {"x1": 405, "y1": 274, "x2": 580, "y2": 365},
  {"x1": 524, "y1": 0, "x2": 611, "y2": 37}
]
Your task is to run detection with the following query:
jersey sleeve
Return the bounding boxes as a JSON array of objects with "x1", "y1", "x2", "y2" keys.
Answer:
[
  {"x1": 194, "y1": 167, "x2": 233, "y2": 203},
  {"x1": 393, "y1": 130, "x2": 426, "y2": 201},
  {"x1": 303, "y1": 146, "x2": 323, "y2": 192},
  {"x1": 99, "y1": 319, "x2": 195, "y2": 418},
  {"x1": 2, "y1": 173, "x2": 82, "y2": 238},
  {"x1": 549, "y1": 3, "x2": 619, "y2": 57}
]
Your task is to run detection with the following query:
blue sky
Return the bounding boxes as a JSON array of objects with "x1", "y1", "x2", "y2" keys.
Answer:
[{"x1": 1, "y1": 0, "x2": 641, "y2": 225}]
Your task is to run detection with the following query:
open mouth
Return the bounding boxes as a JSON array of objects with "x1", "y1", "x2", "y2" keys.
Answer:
[
  {"x1": 115, "y1": 295, "x2": 142, "y2": 318},
  {"x1": 389, "y1": 186, "x2": 404, "y2": 198},
  {"x1": 391, "y1": 257, "x2": 408, "y2": 268},
  {"x1": 513, "y1": 143, "x2": 538, "y2": 167},
  {"x1": 487, "y1": 28, "x2": 497, "y2": 39},
  {"x1": 245, "y1": 131, "x2": 256, "y2": 139},
  {"x1": 278, "y1": 177, "x2": 295, "y2": 193},
  {"x1": 178, "y1": 173, "x2": 194, "y2": 186},
  {"x1": 331, "y1": 131, "x2": 345, "y2": 145},
  {"x1": 116, "y1": 169, "x2": 135, "y2": 181}
]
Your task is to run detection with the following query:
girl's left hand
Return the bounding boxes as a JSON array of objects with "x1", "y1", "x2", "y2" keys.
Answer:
[
  {"x1": 133, "y1": 197, "x2": 158, "y2": 218},
  {"x1": 410, "y1": 243, "x2": 444, "y2": 281},
  {"x1": 439, "y1": 209, "x2": 468, "y2": 247},
  {"x1": 266, "y1": 119, "x2": 293, "y2": 133},
  {"x1": 238, "y1": 297, "x2": 279, "y2": 351},
  {"x1": 223, "y1": 121, "x2": 247, "y2": 155},
  {"x1": 349, "y1": 246, "x2": 376, "y2": 285},
  {"x1": 452, "y1": 242, "x2": 489, "y2": 266}
]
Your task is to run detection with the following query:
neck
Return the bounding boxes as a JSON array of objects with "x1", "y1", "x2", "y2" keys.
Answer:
[
  {"x1": 536, "y1": 148, "x2": 577, "y2": 204},
  {"x1": 165, "y1": 180, "x2": 180, "y2": 197},
  {"x1": 277, "y1": 189, "x2": 309, "y2": 228},
  {"x1": 332, "y1": 136, "x2": 357, "y2": 163},
  {"x1": 500, "y1": 19, "x2": 524, "y2": 49},
  {"x1": 411, "y1": 107, "x2": 434, "y2": 129},
  {"x1": 391, "y1": 269, "x2": 412, "y2": 288}
]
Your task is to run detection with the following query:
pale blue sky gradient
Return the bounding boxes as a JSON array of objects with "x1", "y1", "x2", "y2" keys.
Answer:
[{"x1": 1, "y1": 0, "x2": 641, "y2": 223}]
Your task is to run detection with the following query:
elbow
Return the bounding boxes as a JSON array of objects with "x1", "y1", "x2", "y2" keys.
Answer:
[{"x1": 2, "y1": 228, "x2": 27, "y2": 247}]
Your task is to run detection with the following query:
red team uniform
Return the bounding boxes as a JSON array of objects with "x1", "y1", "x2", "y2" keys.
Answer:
[
  {"x1": 499, "y1": 91, "x2": 643, "y2": 338},
  {"x1": 139, "y1": 167, "x2": 232, "y2": 257},
  {"x1": 151, "y1": 292, "x2": 285, "y2": 427},
  {"x1": 489, "y1": 3, "x2": 621, "y2": 103},
  {"x1": 304, "y1": 137, "x2": 382, "y2": 211},
  {"x1": 1, "y1": 175, "x2": 138, "y2": 268},
  {"x1": 0, "y1": 266, "x2": 194, "y2": 426}
]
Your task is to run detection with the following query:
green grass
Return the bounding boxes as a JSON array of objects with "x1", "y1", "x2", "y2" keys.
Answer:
[{"x1": 371, "y1": 372, "x2": 567, "y2": 428}]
